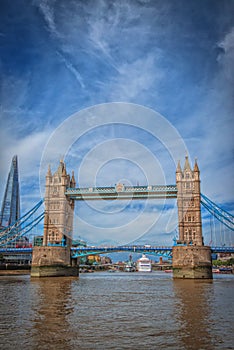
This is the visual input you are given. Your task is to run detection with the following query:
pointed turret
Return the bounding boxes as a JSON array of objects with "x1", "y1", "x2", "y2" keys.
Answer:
[
  {"x1": 176, "y1": 160, "x2": 182, "y2": 173},
  {"x1": 55, "y1": 159, "x2": 65, "y2": 177},
  {"x1": 62, "y1": 164, "x2": 67, "y2": 177},
  {"x1": 193, "y1": 158, "x2": 200, "y2": 173},
  {"x1": 176, "y1": 160, "x2": 182, "y2": 183},
  {"x1": 183, "y1": 155, "x2": 192, "y2": 172},
  {"x1": 193, "y1": 157, "x2": 200, "y2": 182},
  {"x1": 70, "y1": 171, "x2": 76, "y2": 188},
  {"x1": 46, "y1": 164, "x2": 52, "y2": 177}
]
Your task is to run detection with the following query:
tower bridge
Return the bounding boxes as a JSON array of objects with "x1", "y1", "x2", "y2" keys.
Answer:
[
  {"x1": 30, "y1": 156, "x2": 214, "y2": 278},
  {"x1": 1, "y1": 156, "x2": 233, "y2": 278}
]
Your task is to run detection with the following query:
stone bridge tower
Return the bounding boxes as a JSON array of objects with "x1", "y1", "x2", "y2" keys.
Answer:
[
  {"x1": 173, "y1": 156, "x2": 212, "y2": 279},
  {"x1": 176, "y1": 156, "x2": 203, "y2": 246},
  {"x1": 43, "y1": 160, "x2": 76, "y2": 247},
  {"x1": 31, "y1": 161, "x2": 78, "y2": 278}
]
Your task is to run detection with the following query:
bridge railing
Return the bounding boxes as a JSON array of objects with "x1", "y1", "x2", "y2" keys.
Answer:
[
  {"x1": 66, "y1": 185, "x2": 177, "y2": 194},
  {"x1": 0, "y1": 245, "x2": 233, "y2": 255}
]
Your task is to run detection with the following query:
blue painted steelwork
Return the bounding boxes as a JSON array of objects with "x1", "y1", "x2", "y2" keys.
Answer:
[
  {"x1": 0, "y1": 199, "x2": 44, "y2": 235},
  {"x1": 0, "y1": 245, "x2": 233, "y2": 255},
  {"x1": 70, "y1": 245, "x2": 234, "y2": 258},
  {"x1": 0, "y1": 248, "x2": 33, "y2": 253},
  {"x1": 0, "y1": 213, "x2": 44, "y2": 247},
  {"x1": 201, "y1": 194, "x2": 234, "y2": 231},
  {"x1": 0, "y1": 200, "x2": 44, "y2": 246},
  {"x1": 65, "y1": 185, "x2": 177, "y2": 200},
  {"x1": 210, "y1": 246, "x2": 234, "y2": 253},
  {"x1": 47, "y1": 236, "x2": 66, "y2": 247}
]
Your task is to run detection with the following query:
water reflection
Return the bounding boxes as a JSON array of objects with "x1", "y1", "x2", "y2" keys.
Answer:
[
  {"x1": 173, "y1": 279, "x2": 219, "y2": 349},
  {"x1": 30, "y1": 277, "x2": 76, "y2": 350},
  {"x1": 1, "y1": 273, "x2": 233, "y2": 349}
]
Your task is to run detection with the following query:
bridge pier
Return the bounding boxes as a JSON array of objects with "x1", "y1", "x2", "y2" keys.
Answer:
[
  {"x1": 31, "y1": 246, "x2": 78, "y2": 277},
  {"x1": 172, "y1": 246, "x2": 212, "y2": 279}
]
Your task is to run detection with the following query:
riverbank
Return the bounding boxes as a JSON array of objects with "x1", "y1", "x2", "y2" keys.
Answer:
[
  {"x1": 0, "y1": 264, "x2": 31, "y2": 275},
  {"x1": 0, "y1": 270, "x2": 30, "y2": 275}
]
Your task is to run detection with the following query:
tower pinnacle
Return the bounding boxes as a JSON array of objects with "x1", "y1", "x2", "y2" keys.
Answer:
[{"x1": 183, "y1": 155, "x2": 192, "y2": 172}]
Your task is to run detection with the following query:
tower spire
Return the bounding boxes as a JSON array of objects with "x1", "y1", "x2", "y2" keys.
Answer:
[
  {"x1": 183, "y1": 155, "x2": 191, "y2": 172},
  {"x1": 176, "y1": 160, "x2": 182, "y2": 173},
  {"x1": 46, "y1": 164, "x2": 52, "y2": 177},
  {"x1": 194, "y1": 157, "x2": 200, "y2": 172}
]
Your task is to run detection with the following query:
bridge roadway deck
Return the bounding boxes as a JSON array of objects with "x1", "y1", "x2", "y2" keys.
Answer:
[
  {"x1": 65, "y1": 185, "x2": 177, "y2": 200},
  {"x1": 0, "y1": 246, "x2": 233, "y2": 255}
]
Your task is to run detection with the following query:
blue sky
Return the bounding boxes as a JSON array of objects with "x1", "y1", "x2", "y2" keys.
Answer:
[{"x1": 0, "y1": 0, "x2": 233, "y2": 246}]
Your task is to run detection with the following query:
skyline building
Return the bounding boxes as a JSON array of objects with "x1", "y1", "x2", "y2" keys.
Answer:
[{"x1": 0, "y1": 155, "x2": 20, "y2": 228}]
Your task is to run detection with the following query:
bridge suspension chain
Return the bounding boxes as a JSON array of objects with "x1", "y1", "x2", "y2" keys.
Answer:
[
  {"x1": 201, "y1": 194, "x2": 234, "y2": 231},
  {"x1": 0, "y1": 213, "x2": 45, "y2": 247},
  {"x1": 0, "y1": 199, "x2": 44, "y2": 237},
  {"x1": 0, "y1": 200, "x2": 44, "y2": 247}
]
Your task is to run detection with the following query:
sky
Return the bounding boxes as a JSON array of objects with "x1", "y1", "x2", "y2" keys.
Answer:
[{"x1": 0, "y1": 0, "x2": 233, "y2": 246}]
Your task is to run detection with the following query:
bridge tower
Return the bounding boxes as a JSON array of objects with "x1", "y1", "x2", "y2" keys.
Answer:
[
  {"x1": 173, "y1": 156, "x2": 212, "y2": 279},
  {"x1": 31, "y1": 161, "x2": 78, "y2": 277},
  {"x1": 43, "y1": 160, "x2": 75, "y2": 247}
]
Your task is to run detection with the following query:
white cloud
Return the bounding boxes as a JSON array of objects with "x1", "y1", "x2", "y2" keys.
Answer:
[
  {"x1": 107, "y1": 54, "x2": 162, "y2": 101},
  {"x1": 73, "y1": 202, "x2": 177, "y2": 245},
  {"x1": 35, "y1": 0, "x2": 57, "y2": 37},
  {"x1": 218, "y1": 27, "x2": 234, "y2": 77},
  {"x1": 56, "y1": 51, "x2": 85, "y2": 88},
  {"x1": 0, "y1": 125, "x2": 52, "y2": 208}
]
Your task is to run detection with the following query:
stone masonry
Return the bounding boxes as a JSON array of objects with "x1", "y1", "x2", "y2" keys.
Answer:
[
  {"x1": 173, "y1": 156, "x2": 212, "y2": 279},
  {"x1": 31, "y1": 161, "x2": 78, "y2": 277}
]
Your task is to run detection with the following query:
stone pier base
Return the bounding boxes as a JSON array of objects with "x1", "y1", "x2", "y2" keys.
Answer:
[
  {"x1": 31, "y1": 246, "x2": 79, "y2": 278},
  {"x1": 172, "y1": 246, "x2": 212, "y2": 279}
]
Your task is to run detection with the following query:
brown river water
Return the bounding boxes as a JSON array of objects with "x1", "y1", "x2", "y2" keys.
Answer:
[{"x1": 0, "y1": 271, "x2": 233, "y2": 350}]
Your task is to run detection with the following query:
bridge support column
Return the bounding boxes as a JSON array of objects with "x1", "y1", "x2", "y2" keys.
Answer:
[
  {"x1": 31, "y1": 160, "x2": 78, "y2": 278},
  {"x1": 173, "y1": 157, "x2": 212, "y2": 279},
  {"x1": 172, "y1": 246, "x2": 212, "y2": 279},
  {"x1": 31, "y1": 246, "x2": 78, "y2": 277}
]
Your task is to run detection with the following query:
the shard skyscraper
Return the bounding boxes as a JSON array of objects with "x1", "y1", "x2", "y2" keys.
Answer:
[{"x1": 0, "y1": 155, "x2": 20, "y2": 228}]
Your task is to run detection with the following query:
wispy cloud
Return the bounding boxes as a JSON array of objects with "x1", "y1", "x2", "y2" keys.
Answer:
[
  {"x1": 35, "y1": 0, "x2": 58, "y2": 37},
  {"x1": 33, "y1": 0, "x2": 85, "y2": 88},
  {"x1": 56, "y1": 50, "x2": 85, "y2": 88},
  {"x1": 217, "y1": 26, "x2": 234, "y2": 83}
]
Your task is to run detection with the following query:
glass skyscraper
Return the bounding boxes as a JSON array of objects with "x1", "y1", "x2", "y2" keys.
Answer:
[{"x1": 0, "y1": 155, "x2": 20, "y2": 228}]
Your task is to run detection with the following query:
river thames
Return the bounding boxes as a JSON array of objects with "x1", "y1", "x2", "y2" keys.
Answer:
[{"x1": 0, "y1": 272, "x2": 233, "y2": 350}]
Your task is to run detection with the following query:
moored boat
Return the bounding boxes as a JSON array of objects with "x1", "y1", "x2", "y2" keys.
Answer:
[
  {"x1": 125, "y1": 255, "x2": 135, "y2": 272},
  {"x1": 125, "y1": 263, "x2": 135, "y2": 272},
  {"x1": 137, "y1": 254, "x2": 152, "y2": 272}
]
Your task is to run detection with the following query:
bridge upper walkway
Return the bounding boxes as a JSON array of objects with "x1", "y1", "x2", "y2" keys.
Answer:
[{"x1": 65, "y1": 185, "x2": 177, "y2": 200}]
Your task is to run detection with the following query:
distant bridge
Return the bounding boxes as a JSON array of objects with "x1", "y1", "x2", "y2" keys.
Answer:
[{"x1": 0, "y1": 245, "x2": 233, "y2": 258}]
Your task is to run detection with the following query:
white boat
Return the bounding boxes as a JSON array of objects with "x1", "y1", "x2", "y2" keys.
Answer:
[{"x1": 137, "y1": 254, "x2": 152, "y2": 272}]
